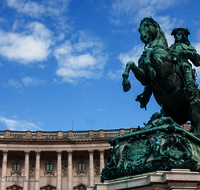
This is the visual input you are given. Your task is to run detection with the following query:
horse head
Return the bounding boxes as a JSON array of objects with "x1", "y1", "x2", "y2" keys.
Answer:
[{"x1": 138, "y1": 17, "x2": 168, "y2": 48}]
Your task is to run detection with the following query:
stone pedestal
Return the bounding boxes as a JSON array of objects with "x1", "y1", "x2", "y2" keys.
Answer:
[
  {"x1": 88, "y1": 169, "x2": 200, "y2": 190},
  {"x1": 101, "y1": 120, "x2": 200, "y2": 183}
]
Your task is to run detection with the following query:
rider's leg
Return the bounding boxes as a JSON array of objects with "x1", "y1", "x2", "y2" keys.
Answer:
[{"x1": 182, "y1": 64, "x2": 194, "y2": 100}]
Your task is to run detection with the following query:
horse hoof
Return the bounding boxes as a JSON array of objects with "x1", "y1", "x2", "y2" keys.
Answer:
[{"x1": 122, "y1": 79, "x2": 131, "y2": 92}]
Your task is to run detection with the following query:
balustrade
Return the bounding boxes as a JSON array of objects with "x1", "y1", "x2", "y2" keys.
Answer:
[
  {"x1": 74, "y1": 131, "x2": 88, "y2": 138},
  {"x1": 0, "y1": 131, "x2": 4, "y2": 136},
  {"x1": 42, "y1": 132, "x2": 57, "y2": 137},
  {"x1": 105, "y1": 130, "x2": 119, "y2": 136},
  {"x1": 125, "y1": 129, "x2": 131, "y2": 134},
  {"x1": 10, "y1": 132, "x2": 25, "y2": 137},
  {"x1": 0, "y1": 125, "x2": 190, "y2": 139},
  {"x1": 94, "y1": 131, "x2": 98, "y2": 136},
  {"x1": 32, "y1": 132, "x2": 36, "y2": 137}
]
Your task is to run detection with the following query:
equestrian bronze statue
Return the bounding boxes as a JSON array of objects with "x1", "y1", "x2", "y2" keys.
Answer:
[
  {"x1": 122, "y1": 17, "x2": 200, "y2": 134},
  {"x1": 100, "y1": 17, "x2": 200, "y2": 183}
]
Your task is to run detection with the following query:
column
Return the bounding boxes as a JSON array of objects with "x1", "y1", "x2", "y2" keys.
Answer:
[
  {"x1": 67, "y1": 151, "x2": 73, "y2": 190},
  {"x1": 35, "y1": 151, "x2": 40, "y2": 190},
  {"x1": 24, "y1": 151, "x2": 30, "y2": 190},
  {"x1": 1, "y1": 150, "x2": 8, "y2": 190},
  {"x1": 89, "y1": 150, "x2": 94, "y2": 186},
  {"x1": 57, "y1": 151, "x2": 62, "y2": 190},
  {"x1": 99, "y1": 150, "x2": 104, "y2": 174}
]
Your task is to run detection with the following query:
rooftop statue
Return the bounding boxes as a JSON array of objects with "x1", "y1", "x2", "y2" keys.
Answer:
[{"x1": 122, "y1": 17, "x2": 200, "y2": 134}]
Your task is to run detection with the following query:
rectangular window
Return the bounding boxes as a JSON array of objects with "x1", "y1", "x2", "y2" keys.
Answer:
[
  {"x1": 78, "y1": 163, "x2": 86, "y2": 171},
  {"x1": 13, "y1": 163, "x2": 20, "y2": 171},
  {"x1": 46, "y1": 163, "x2": 53, "y2": 171}
]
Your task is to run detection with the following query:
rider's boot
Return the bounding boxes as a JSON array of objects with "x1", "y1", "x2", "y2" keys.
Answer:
[
  {"x1": 184, "y1": 81, "x2": 194, "y2": 100},
  {"x1": 183, "y1": 70, "x2": 195, "y2": 100}
]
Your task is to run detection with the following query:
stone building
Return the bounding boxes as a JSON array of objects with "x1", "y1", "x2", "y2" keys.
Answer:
[{"x1": 0, "y1": 128, "x2": 133, "y2": 190}]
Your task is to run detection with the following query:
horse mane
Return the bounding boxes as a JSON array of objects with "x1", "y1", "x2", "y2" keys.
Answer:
[{"x1": 139, "y1": 17, "x2": 168, "y2": 48}]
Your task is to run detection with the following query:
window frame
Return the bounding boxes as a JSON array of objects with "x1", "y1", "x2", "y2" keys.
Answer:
[
  {"x1": 78, "y1": 163, "x2": 86, "y2": 171},
  {"x1": 45, "y1": 163, "x2": 54, "y2": 171},
  {"x1": 12, "y1": 163, "x2": 21, "y2": 171}
]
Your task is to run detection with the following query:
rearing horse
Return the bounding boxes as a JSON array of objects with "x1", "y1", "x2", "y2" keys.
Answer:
[{"x1": 122, "y1": 17, "x2": 200, "y2": 134}]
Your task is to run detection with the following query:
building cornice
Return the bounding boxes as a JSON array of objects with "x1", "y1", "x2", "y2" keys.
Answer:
[{"x1": 0, "y1": 128, "x2": 133, "y2": 145}]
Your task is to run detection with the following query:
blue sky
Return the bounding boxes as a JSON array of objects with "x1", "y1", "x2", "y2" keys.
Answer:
[{"x1": 0, "y1": 0, "x2": 200, "y2": 131}]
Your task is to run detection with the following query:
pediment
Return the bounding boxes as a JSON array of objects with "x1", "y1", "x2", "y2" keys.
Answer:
[
  {"x1": 73, "y1": 183, "x2": 87, "y2": 190},
  {"x1": 6, "y1": 184, "x2": 23, "y2": 190},
  {"x1": 40, "y1": 184, "x2": 56, "y2": 190}
]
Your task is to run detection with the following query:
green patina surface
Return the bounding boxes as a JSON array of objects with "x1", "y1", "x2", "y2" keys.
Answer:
[
  {"x1": 101, "y1": 121, "x2": 200, "y2": 182},
  {"x1": 101, "y1": 17, "x2": 200, "y2": 183}
]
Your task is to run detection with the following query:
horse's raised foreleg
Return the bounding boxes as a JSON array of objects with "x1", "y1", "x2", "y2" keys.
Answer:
[{"x1": 122, "y1": 61, "x2": 148, "y2": 92}]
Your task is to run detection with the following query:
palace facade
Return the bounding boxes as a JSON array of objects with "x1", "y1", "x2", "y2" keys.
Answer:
[
  {"x1": 0, "y1": 128, "x2": 134, "y2": 190},
  {"x1": 0, "y1": 124, "x2": 190, "y2": 190}
]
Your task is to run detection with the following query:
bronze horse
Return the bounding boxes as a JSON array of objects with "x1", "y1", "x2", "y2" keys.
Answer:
[{"x1": 122, "y1": 17, "x2": 200, "y2": 134}]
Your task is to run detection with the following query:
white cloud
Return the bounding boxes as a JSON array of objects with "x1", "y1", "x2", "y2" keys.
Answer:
[
  {"x1": 156, "y1": 16, "x2": 177, "y2": 32},
  {"x1": 37, "y1": 64, "x2": 46, "y2": 69},
  {"x1": 196, "y1": 30, "x2": 200, "y2": 41},
  {"x1": 56, "y1": 33, "x2": 65, "y2": 41},
  {"x1": 6, "y1": 0, "x2": 71, "y2": 37},
  {"x1": 192, "y1": 42, "x2": 200, "y2": 79},
  {"x1": 54, "y1": 31, "x2": 107, "y2": 83},
  {"x1": 165, "y1": 33, "x2": 174, "y2": 47},
  {"x1": 22, "y1": 77, "x2": 45, "y2": 86},
  {"x1": 0, "y1": 22, "x2": 53, "y2": 64},
  {"x1": 109, "y1": 0, "x2": 180, "y2": 25},
  {"x1": 108, "y1": 69, "x2": 124, "y2": 80},
  {"x1": 12, "y1": 20, "x2": 19, "y2": 31},
  {"x1": 4, "y1": 77, "x2": 45, "y2": 89},
  {"x1": 0, "y1": 18, "x2": 7, "y2": 23},
  {"x1": 108, "y1": 44, "x2": 143, "y2": 80},
  {"x1": 0, "y1": 116, "x2": 41, "y2": 131},
  {"x1": 5, "y1": 79, "x2": 22, "y2": 89},
  {"x1": 119, "y1": 45, "x2": 144, "y2": 67},
  {"x1": 98, "y1": 108, "x2": 105, "y2": 112},
  {"x1": 7, "y1": 0, "x2": 45, "y2": 18},
  {"x1": 6, "y1": 0, "x2": 71, "y2": 18}
]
